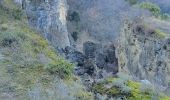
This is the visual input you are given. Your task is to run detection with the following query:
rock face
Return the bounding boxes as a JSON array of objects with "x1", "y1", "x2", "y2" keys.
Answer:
[
  {"x1": 65, "y1": 41, "x2": 118, "y2": 77},
  {"x1": 14, "y1": 0, "x2": 170, "y2": 94},
  {"x1": 25, "y1": 0, "x2": 70, "y2": 48},
  {"x1": 66, "y1": 0, "x2": 131, "y2": 51},
  {"x1": 117, "y1": 19, "x2": 170, "y2": 89}
]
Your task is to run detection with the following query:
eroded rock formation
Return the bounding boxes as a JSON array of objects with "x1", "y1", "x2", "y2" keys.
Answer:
[
  {"x1": 15, "y1": 0, "x2": 170, "y2": 95},
  {"x1": 117, "y1": 19, "x2": 170, "y2": 90},
  {"x1": 25, "y1": 0, "x2": 70, "y2": 48}
]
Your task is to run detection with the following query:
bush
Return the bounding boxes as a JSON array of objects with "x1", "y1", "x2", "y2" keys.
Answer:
[
  {"x1": 12, "y1": 8, "x2": 23, "y2": 20},
  {"x1": 1, "y1": 24, "x2": 8, "y2": 31},
  {"x1": 155, "y1": 29, "x2": 166, "y2": 39},
  {"x1": 96, "y1": 93, "x2": 107, "y2": 100},
  {"x1": 47, "y1": 59, "x2": 74, "y2": 79},
  {"x1": 120, "y1": 85, "x2": 132, "y2": 94},
  {"x1": 117, "y1": 73, "x2": 132, "y2": 82},
  {"x1": 140, "y1": 82, "x2": 153, "y2": 95},
  {"x1": 125, "y1": 0, "x2": 137, "y2": 5},
  {"x1": 138, "y1": 2, "x2": 161, "y2": 17},
  {"x1": 0, "y1": 32, "x2": 19, "y2": 47},
  {"x1": 112, "y1": 78, "x2": 126, "y2": 88},
  {"x1": 28, "y1": 79, "x2": 93, "y2": 100},
  {"x1": 161, "y1": 13, "x2": 170, "y2": 20},
  {"x1": 112, "y1": 78, "x2": 132, "y2": 95}
]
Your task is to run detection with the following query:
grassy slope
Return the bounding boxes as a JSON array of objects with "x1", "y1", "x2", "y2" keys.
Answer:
[
  {"x1": 1, "y1": 0, "x2": 169, "y2": 100},
  {"x1": 0, "y1": 0, "x2": 93, "y2": 99},
  {"x1": 93, "y1": 77, "x2": 170, "y2": 100}
]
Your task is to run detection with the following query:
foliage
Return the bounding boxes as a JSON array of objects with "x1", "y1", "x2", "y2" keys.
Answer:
[
  {"x1": 0, "y1": 0, "x2": 23, "y2": 20},
  {"x1": 155, "y1": 29, "x2": 166, "y2": 39},
  {"x1": 93, "y1": 76, "x2": 131, "y2": 98},
  {"x1": 138, "y1": 2, "x2": 161, "y2": 17},
  {"x1": 120, "y1": 85, "x2": 132, "y2": 94},
  {"x1": 93, "y1": 76, "x2": 170, "y2": 100},
  {"x1": 0, "y1": 1, "x2": 77, "y2": 99},
  {"x1": 161, "y1": 13, "x2": 170, "y2": 20},
  {"x1": 113, "y1": 73, "x2": 132, "y2": 95},
  {"x1": 1, "y1": 24, "x2": 8, "y2": 31},
  {"x1": 136, "y1": 2, "x2": 170, "y2": 20},
  {"x1": 125, "y1": 0, "x2": 137, "y2": 5},
  {"x1": 112, "y1": 78, "x2": 127, "y2": 88},
  {"x1": 96, "y1": 93, "x2": 107, "y2": 100},
  {"x1": 46, "y1": 59, "x2": 74, "y2": 79},
  {"x1": 117, "y1": 73, "x2": 132, "y2": 81},
  {"x1": 12, "y1": 8, "x2": 23, "y2": 20},
  {"x1": 0, "y1": 4, "x2": 74, "y2": 78},
  {"x1": 28, "y1": 79, "x2": 93, "y2": 100},
  {"x1": 0, "y1": 24, "x2": 73, "y2": 78},
  {"x1": 140, "y1": 82, "x2": 154, "y2": 95}
]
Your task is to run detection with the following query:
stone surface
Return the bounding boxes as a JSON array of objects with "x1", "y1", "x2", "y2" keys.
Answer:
[
  {"x1": 13, "y1": 0, "x2": 170, "y2": 96},
  {"x1": 66, "y1": 41, "x2": 118, "y2": 77},
  {"x1": 116, "y1": 19, "x2": 170, "y2": 89},
  {"x1": 25, "y1": 0, "x2": 70, "y2": 48}
]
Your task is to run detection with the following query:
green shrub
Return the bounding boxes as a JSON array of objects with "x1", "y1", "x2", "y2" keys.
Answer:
[
  {"x1": 117, "y1": 73, "x2": 132, "y2": 81},
  {"x1": 0, "y1": 0, "x2": 89, "y2": 99},
  {"x1": 28, "y1": 79, "x2": 93, "y2": 100},
  {"x1": 155, "y1": 29, "x2": 166, "y2": 39},
  {"x1": 12, "y1": 8, "x2": 23, "y2": 20},
  {"x1": 140, "y1": 83, "x2": 153, "y2": 95},
  {"x1": 0, "y1": 32, "x2": 19, "y2": 47},
  {"x1": 96, "y1": 93, "x2": 107, "y2": 100},
  {"x1": 112, "y1": 78, "x2": 126, "y2": 88},
  {"x1": 120, "y1": 85, "x2": 132, "y2": 94},
  {"x1": 161, "y1": 13, "x2": 170, "y2": 20},
  {"x1": 93, "y1": 77, "x2": 170, "y2": 100},
  {"x1": 47, "y1": 60, "x2": 74, "y2": 79},
  {"x1": 138, "y1": 2, "x2": 161, "y2": 17},
  {"x1": 125, "y1": 0, "x2": 137, "y2": 5},
  {"x1": 1, "y1": 24, "x2": 8, "y2": 31},
  {"x1": 0, "y1": 0, "x2": 23, "y2": 20},
  {"x1": 112, "y1": 75, "x2": 132, "y2": 95}
]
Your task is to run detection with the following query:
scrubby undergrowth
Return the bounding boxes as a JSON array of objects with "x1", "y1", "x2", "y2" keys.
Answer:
[
  {"x1": 134, "y1": 2, "x2": 170, "y2": 20},
  {"x1": 0, "y1": 0, "x2": 93, "y2": 99},
  {"x1": 0, "y1": 0, "x2": 170, "y2": 100},
  {"x1": 93, "y1": 74, "x2": 170, "y2": 100}
]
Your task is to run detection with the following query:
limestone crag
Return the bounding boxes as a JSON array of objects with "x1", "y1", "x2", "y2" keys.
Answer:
[
  {"x1": 63, "y1": 41, "x2": 118, "y2": 78},
  {"x1": 12, "y1": 0, "x2": 170, "y2": 95},
  {"x1": 25, "y1": 0, "x2": 70, "y2": 48},
  {"x1": 117, "y1": 19, "x2": 170, "y2": 91}
]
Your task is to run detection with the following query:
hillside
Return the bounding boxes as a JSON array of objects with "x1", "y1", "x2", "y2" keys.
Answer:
[
  {"x1": 0, "y1": 0, "x2": 92, "y2": 99},
  {"x1": 0, "y1": 0, "x2": 170, "y2": 100}
]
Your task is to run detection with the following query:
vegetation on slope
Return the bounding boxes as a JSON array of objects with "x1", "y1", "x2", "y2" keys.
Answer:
[
  {"x1": 93, "y1": 73, "x2": 170, "y2": 100},
  {"x1": 0, "y1": 0, "x2": 169, "y2": 100},
  {"x1": 0, "y1": 0, "x2": 93, "y2": 99},
  {"x1": 125, "y1": 0, "x2": 170, "y2": 20},
  {"x1": 136, "y1": 2, "x2": 170, "y2": 20},
  {"x1": 125, "y1": 0, "x2": 138, "y2": 5}
]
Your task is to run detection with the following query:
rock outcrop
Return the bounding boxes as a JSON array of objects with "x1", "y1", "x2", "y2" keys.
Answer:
[
  {"x1": 64, "y1": 41, "x2": 118, "y2": 78},
  {"x1": 25, "y1": 0, "x2": 70, "y2": 48},
  {"x1": 12, "y1": 0, "x2": 170, "y2": 96},
  {"x1": 117, "y1": 19, "x2": 170, "y2": 91}
]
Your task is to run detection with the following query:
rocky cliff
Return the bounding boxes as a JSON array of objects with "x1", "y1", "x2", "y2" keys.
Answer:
[
  {"x1": 2, "y1": 0, "x2": 170, "y2": 99},
  {"x1": 117, "y1": 18, "x2": 170, "y2": 91},
  {"x1": 25, "y1": 0, "x2": 70, "y2": 48},
  {"x1": 21, "y1": 0, "x2": 170, "y2": 93}
]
